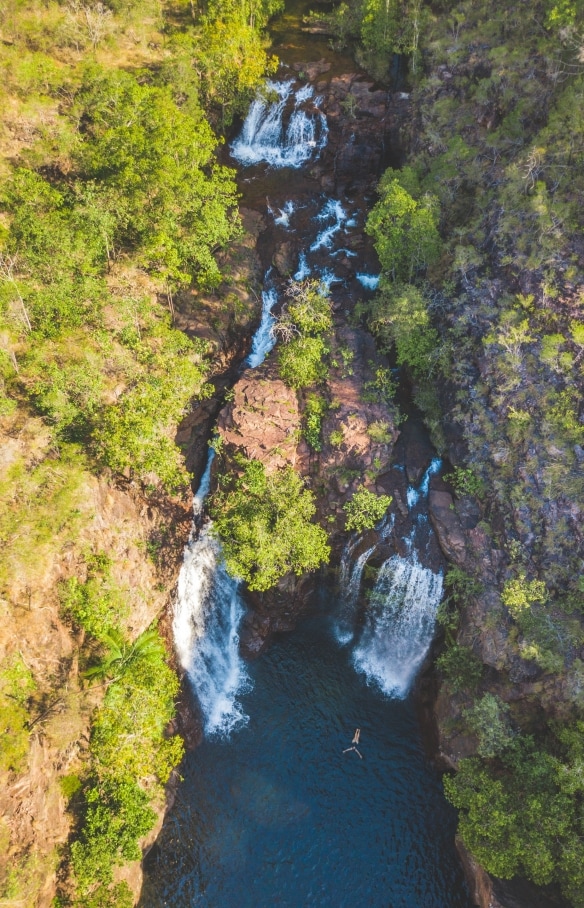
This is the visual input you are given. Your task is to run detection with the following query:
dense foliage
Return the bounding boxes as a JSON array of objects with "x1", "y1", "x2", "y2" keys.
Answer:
[
  {"x1": 343, "y1": 485, "x2": 392, "y2": 533},
  {"x1": 210, "y1": 460, "x2": 330, "y2": 591},
  {"x1": 276, "y1": 279, "x2": 333, "y2": 389},
  {"x1": 354, "y1": 0, "x2": 584, "y2": 901},
  {"x1": 0, "y1": 0, "x2": 275, "y2": 901}
]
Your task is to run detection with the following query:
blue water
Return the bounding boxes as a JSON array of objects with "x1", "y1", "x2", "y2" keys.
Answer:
[{"x1": 142, "y1": 611, "x2": 472, "y2": 908}]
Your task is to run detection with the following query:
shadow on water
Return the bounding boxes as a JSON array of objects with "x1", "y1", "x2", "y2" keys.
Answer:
[{"x1": 141, "y1": 607, "x2": 473, "y2": 908}]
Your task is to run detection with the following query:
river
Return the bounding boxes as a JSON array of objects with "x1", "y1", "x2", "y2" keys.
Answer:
[{"x1": 140, "y1": 5, "x2": 474, "y2": 906}]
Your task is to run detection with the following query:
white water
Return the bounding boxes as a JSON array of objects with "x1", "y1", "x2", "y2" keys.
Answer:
[
  {"x1": 246, "y1": 270, "x2": 278, "y2": 368},
  {"x1": 352, "y1": 553, "x2": 443, "y2": 698},
  {"x1": 356, "y1": 272, "x2": 380, "y2": 290},
  {"x1": 336, "y1": 541, "x2": 376, "y2": 646},
  {"x1": 173, "y1": 264, "x2": 280, "y2": 737},
  {"x1": 231, "y1": 80, "x2": 328, "y2": 168},
  {"x1": 268, "y1": 199, "x2": 296, "y2": 228},
  {"x1": 406, "y1": 457, "x2": 442, "y2": 509},
  {"x1": 173, "y1": 528, "x2": 250, "y2": 737},
  {"x1": 310, "y1": 199, "x2": 349, "y2": 251},
  {"x1": 192, "y1": 448, "x2": 215, "y2": 521},
  {"x1": 294, "y1": 251, "x2": 311, "y2": 281}
]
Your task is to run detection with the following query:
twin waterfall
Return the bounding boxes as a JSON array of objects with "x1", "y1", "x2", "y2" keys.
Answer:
[{"x1": 172, "y1": 80, "x2": 444, "y2": 737}]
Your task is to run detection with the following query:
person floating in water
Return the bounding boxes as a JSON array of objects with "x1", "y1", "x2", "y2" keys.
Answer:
[{"x1": 343, "y1": 728, "x2": 363, "y2": 759}]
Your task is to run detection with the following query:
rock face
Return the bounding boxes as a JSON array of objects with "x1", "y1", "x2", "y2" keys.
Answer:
[
  {"x1": 217, "y1": 364, "x2": 302, "y2": 472},
  {"x1": 174, "y1": 207, "x2": 265, "y2": 484},
  {"x1": 428, "y1": 489, "x2": 467, "y2": 561}
]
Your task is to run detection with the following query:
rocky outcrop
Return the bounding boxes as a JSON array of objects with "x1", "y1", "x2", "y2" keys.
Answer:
[{"x1": 217, "y1": 364, "x2": 302, "y2": 472}]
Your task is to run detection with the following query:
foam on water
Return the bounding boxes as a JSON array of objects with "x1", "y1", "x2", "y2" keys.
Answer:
[
  {"x1": 352, "y1": 553, "x2": 443, "y2": 698},
  {"x1": 356, "y1": 272, "x2": 380, "y2": 290},
  {"x1": 294, "y1": 251, "x2": 311, "y2": 281},
  {"x1": 268, "y1": 199, "x2": 296, "y2": 227},
  {"x1": 310, "y1": 199, "x2": 348, "y2": 251}
]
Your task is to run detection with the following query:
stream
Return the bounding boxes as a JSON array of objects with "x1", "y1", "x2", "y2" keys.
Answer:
[{"x1": 141, "y1": 5, "x2": 474, "y2": 905}]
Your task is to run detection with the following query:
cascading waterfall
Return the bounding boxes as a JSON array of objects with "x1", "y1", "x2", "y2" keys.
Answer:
[
  {"x1": 246, "y1": 269, "x2": 278, "y2": 368},
  {"x1": 310, "y1": 199, "x2": 349, "y2": 251},
  {"x1": 352, "y1": 553, "x2": 443, "y2": 698},
  {"x1": 173, "y1": 528, "x2": 250, "y2": 737},
  {"x1": 336, "y1": 540, "x2": 377, "y2": 646},
  {"x1": 406, "y1": 456, "x2": 442, "y2": 509},
  {"x1": 192, "y1": 448, "x2": 215, "y2": 521},
  {"x1": 231, "y1": 80, "x2": 328, "y2": 168}
]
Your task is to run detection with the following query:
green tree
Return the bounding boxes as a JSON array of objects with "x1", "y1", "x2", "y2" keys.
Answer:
[
  {"x1": 343, "y1": 484, "x2": 392, "y2": 532},
  {"x1": 210, "y1": 460, "x2": 330, "y2": 590},
  {"x1": 366, "y1": 167, "x2": 441, "y2": 282}
]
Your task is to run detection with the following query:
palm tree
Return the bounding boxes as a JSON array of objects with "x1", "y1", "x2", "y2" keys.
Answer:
[{"x1": 84, "y1": 626, "x2": 166, "y2": 685}]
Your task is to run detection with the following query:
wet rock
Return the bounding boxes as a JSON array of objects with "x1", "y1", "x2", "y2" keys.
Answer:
[
  {"x1": 273, "y1": 240, "x2": 295, "y2": 276},
  {"x1": 400, "y1": 421, "x2": 435, "y2": 485},
  {"x1": 292, "y1": 59, "x2": 331, "y2": 80},
  {"x1": 428, "y1": 490, "x2": 467, "y2": 561}
]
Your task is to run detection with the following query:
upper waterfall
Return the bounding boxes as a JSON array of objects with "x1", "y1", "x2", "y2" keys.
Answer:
[{"x1": 231, "y1": 80, "x2": 328, "y2": 168}]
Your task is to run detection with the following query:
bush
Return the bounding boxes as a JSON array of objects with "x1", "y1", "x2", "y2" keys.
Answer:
[
  {"x1": 278, "y1": 336, "x2": 329, "y2": 389},
  {"x1": 445, "y1": 735, "x2": 584, "y2": 905},
  {"x1": 436, "y1": 643, "x2": 483, "y2": 692},
  {"x1": 0, "y1": 654, "x2": 36, "y2": 773},
  {"x1": 303, "y1": 394, "x2": 327, "y2": 451},
  {"x1": 210, "y1": 460, "x2": 330, "y2": 591},
  {"x1": 463, "y1": 693, "x2": 513, "y2": 758},
  {"x1": 60, "y1": 552, "x2": 127, "y2": 641},
  {"x1": 502, "y1": 574, "x2": 547, "y2": 618},
  {"x1": 343, "y1": 484, "x2": 392, "y2": 533},
  {"x1": 366, "y1": 167, "x2": 441, "y2": 283}
]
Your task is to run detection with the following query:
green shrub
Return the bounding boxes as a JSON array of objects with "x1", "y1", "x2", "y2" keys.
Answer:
[
  {"x1": 445, "y1": 735, "x2": 584, "y2": 905},
  {"x1": 436, "y1": 643, "x2": 483, "y2": 692},
  {"x1": 210, "y1": 460, "x2": 330, "y2": 591},
  {"x1": 463, "y1": 693, "x2": 513, "y2": 758},
  {"x1": 343, "y1": 484, "x2": 392, "y2": 533},
  {"x1": 303, "y1": 394, "x2": 328, "y2": 452},
  {"x1": 502, "y1": 574, "x2": 547, "y2": 618},
  {"x1": 444, "y1": 466, "x2": 485, "y2": 498},
  {"x1": 278, "y1": 336, "x2": 329, "y2": 389},
  {"x1": 366, "y1": 167, "x2": 441, "y2": 282},
  {"x1": 0, "y1": 654, "x2": 36, "y2": 773},
  {"x1": 60, "y1": 553, "x2": 127, "y2": 641}
]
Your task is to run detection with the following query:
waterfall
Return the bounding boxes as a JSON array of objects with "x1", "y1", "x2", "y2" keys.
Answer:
[
  {"x1": 352, "y1": 553, "x2": 443, "y2": 698},
  {"x1": 231, "y1": 80, "x2": 328, "y2": 168},
  {"x1": 336, "y1": 540, "x2": 376, "y2": 646},
  {"x1": 406, "y1": 456, "x2": 442, "y2": 509},
  {"x1": 246, "y1": 269, "x2": 278, "y2": 369},
  {"x1": 192, "y1": 448, "x2": 215, "y2": 521},
  {"x1": 294, "y1": 251, "x2": 310, "y2": 281},
  {"x1": 173, "y1": 528, "x2": 250, "y2": 737}
]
